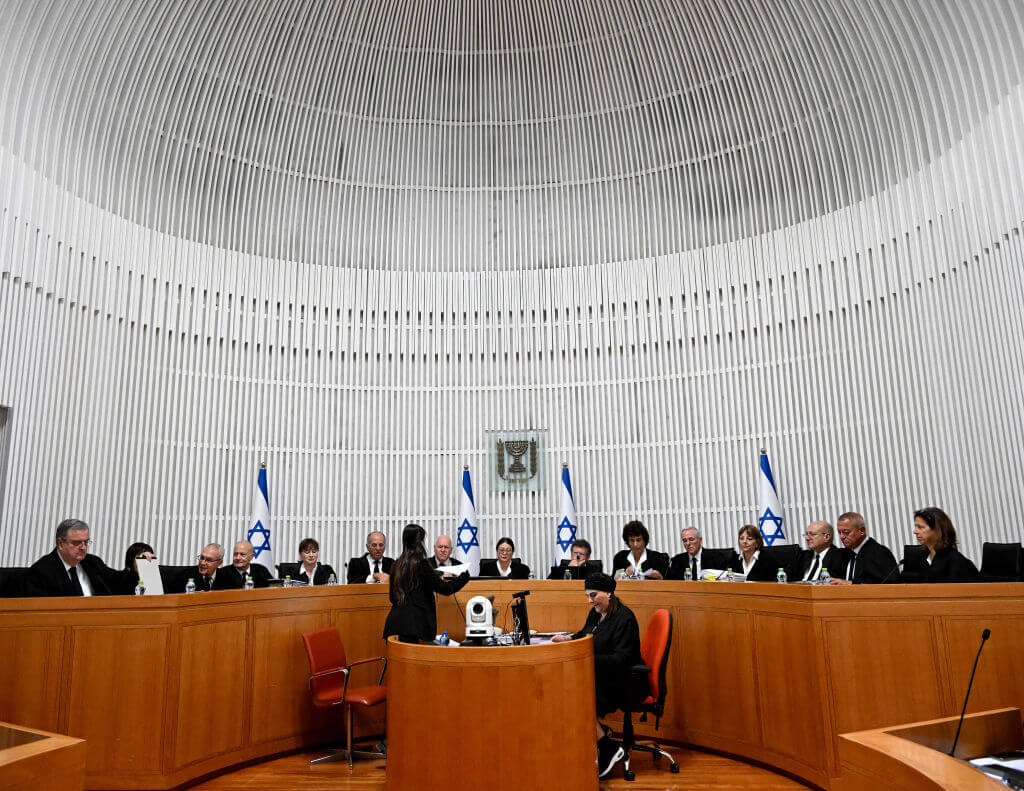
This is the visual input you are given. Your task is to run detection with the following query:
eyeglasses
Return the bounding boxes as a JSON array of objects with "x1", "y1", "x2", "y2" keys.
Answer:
[
  {"x1": 196, "y1": 555, "x2": 221, "y2": 564},
  {"x1": 61, "y1": 539, "x2": 91, "y2": 548},
  {"x1": 496, "y1": 547, "x2": 514, "y2": 555}
]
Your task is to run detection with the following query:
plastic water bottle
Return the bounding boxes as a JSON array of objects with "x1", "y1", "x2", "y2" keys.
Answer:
[
  {"x1": 819, "y1": 567, "x2": 831, "y2": 585},
  {"x1": 134, "y1": 579, "x2": 145, "y2": 596},
  {"x1": 328, "y1": 573, "x2": 337, "y2": 585},
  {"x1": 244, "y1": 573, "x2": 254, "y2": 590},
  {"x1": 283, "y1": 575, "x2": 291, "y2": 588},
  {"x1": 776, "y1": 567, "x2": 787, "y2": 584},
  {"x1": 527, "y1": 568, "x2": 535, "y2": 580},
  {"x1": 185, "y1": 578, "x2": 196, "y2": 594},
  {"x1": 684, "y1": 566, "x2": 693, "y2": 582},
  {"x1": 439, "y1": 631, "x2": 450, "y2": 646},
  {"x1": 563, "y1": 567, "x2": 572, "y2": 580}
]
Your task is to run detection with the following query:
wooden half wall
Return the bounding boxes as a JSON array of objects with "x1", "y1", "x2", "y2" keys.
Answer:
[{"x1": 0, "y1": 581, "x2": 1021, "y2": 789}]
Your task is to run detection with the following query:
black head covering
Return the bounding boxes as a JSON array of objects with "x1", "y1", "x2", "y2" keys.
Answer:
[{"x1": 584, "y1": 572, "x2": 616, "y2": 593}]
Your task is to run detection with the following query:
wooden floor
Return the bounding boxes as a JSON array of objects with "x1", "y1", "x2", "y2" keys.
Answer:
[{"x1": 192, "y1": 747, "x2": 812, "y2": 790}]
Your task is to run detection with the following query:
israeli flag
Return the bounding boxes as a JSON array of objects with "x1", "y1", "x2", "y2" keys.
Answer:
[
  {"x1": 757, "y1": 449, "x2": 786, "y2": 546},
  {"x1": 454, "y1": 465, "x2": 481, "y2": 575},
  {"x1": 248, "y1": 463, "x2": 275, "y2": 573},
  {"x1": 554, "y1": 463, "x2": 578, "y2": 566}
]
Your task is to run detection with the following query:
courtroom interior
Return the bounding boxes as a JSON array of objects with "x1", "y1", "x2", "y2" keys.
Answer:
[{"x1": 1, "y1": 0, "x2": 1024, "y2": 789}]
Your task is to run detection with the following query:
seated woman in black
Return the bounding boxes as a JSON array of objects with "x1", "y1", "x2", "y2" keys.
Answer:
[
  {"x1": 477, "y1": 536, "x2": 530, "y2": 579},
  {"x1": 611, "y1": 520, "x2": 669, "y2": 579},
  {"x1": 728, "y1": 524, "x2": 777, "y2": 581},
  {"x1": 383, "y1": 524, "x2": 471, "y2": 643},
  {"x1": 904, "y1": 507, "x2": 981, "y2": 583},
  {"x1": 292, "y1": 537, "x2": 337, "y2": 585},
  {"x1": 552, "y1": 572, "x2": 647, "y2": 779}
]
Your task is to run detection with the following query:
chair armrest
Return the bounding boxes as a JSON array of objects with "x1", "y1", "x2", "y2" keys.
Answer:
[
  {"x1": 349, "y1": 655, "x2": 388, "y2": 685},
  {"x1": 308, "y1": 666, "x2": 349, "y2": 690}
]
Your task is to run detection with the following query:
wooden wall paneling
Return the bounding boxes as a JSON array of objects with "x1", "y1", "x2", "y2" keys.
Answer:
[
  {"x1": 0, "y1": 628, "x2": 64, "y2": 732},
  {"x1": 670, "y1": 606, "x2": 761, "y2": 745},
  {"x1": 250, "y1": 610, "x2": 332, "y2": 746},
  {"x1": 823, "y1": 617, "x2": 947, "y2": 735},
  {"x1": 940, "y1": 615, "x2": 1024, "y2": 717},
  {"x1": 159, "y1": 616, "x2": 181, "y2": 777},
  {"x1": 173, "y1": 619, "x2": 249, "y2": 770},
  {"x1": 66, "y1": 624, "x2": 171, "y2": 777},
  {"x1": 753, "y1": 613, "x2": 828, "y2": 778}
]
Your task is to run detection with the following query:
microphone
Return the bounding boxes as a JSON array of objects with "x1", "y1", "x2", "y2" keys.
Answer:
[
  {"x1": 949, "y1": 628, "x2": 992, "y2": 757},
  {"x1": 512, "y1": 589, "x2": 531, "y2": 599},
  {"x1": 880, "y1": 559, "x2": 904, "y2": 584}
]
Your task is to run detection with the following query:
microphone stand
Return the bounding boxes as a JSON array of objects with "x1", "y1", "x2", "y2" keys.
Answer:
[{"x1": 949, "y1": 628, "x2": 992, "y2": 757}]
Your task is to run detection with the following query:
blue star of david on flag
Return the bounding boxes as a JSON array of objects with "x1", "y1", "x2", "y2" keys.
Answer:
[
  {"x1": 457, "y1": 519, "x2": 479, "y2": 554},
  {"x1": 248, "y1": 520, "x2": 272, "y2": 557},
  {"x1": 556, "y1": 517, "x2": 577, "y2": 553},
  {"x1": 758, "y1": 508, "x2": 785, "y2": 546}
]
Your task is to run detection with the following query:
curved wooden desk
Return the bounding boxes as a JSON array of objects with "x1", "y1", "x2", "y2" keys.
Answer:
[
  {"x1": 0, "y1": 721, "x2": 85, "y2": 791},
  {"x1": 0, "y1": 581, "x2": 1021, "y2": 789},
  {"x1": 385, "y1": 636, "x2": 597, "y2": 791},
  {"x1": 838, "y1": 707, "x2": 1022, "y2": 790}
]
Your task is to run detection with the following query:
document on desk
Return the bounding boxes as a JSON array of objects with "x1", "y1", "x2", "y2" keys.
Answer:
[
  {"x1": 435, "y1": 564, "x2": 469, "y2": 576},
  {"x1": 136, "y1": 559, "x2": 164, "y2": 595}
]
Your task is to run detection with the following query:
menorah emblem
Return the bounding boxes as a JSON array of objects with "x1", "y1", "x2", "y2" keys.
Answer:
[
  {"x1": 496, "y1": 438, "x2": 538, "y2": 481},
  {"x1": 504, "y1": 440, "x2": 530, "y2": 474}
]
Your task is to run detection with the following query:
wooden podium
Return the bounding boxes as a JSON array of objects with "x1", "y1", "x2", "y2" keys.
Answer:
[{"x1": 385, "y1": 636, "x2": 599, "y2": 791}]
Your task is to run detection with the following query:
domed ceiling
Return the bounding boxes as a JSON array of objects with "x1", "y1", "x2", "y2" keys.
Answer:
[{"x1": 2, "y1": 0, "x2": 1021, "y2": 270}]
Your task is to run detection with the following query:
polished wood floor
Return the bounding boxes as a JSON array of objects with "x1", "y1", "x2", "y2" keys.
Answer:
[{"x1": 192, "y1": 747, "x2": 812, "y2": 790}]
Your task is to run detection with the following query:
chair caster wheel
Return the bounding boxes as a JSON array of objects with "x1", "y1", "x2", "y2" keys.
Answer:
[
  {"x1": 624, "y1": 769, "x2": 635, "y2": 781},
  {"x1": 670, "y1": 763, "x2": 680, "y2": 773}
]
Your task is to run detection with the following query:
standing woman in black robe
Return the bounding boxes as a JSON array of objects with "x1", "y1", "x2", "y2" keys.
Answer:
[
  {"x1": 383, "y1": 524, "x2": 471, "y2": 643},
  {"x1": 552, "y1": 572, "x2": 647, "y2": 778}
]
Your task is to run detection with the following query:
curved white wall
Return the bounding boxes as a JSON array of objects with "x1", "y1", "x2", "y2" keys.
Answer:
[{"x1": 2, "y1": 0, "x2": 1024, "y2": 570}]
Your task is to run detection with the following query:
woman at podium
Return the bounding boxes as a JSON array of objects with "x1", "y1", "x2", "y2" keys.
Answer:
[
  {"x1": 383, "y1": 524, "x2": 470, "y2": 643},
  {"x1": 552, "y1": 572, "x2": 647, "y2": 778}
]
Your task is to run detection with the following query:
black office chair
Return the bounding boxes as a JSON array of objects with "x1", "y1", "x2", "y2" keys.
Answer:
[
  {"x1": 548, "y1": 559, "x2": 603, "y2": 579},
  {"x1": 900, "y1": 545, "x2": 928, "y2": 582},
  {"x1": 0, "y1": 567, "x2": 28, "y2": 597},
  {"x1": 980, "y1": 542, "x2": 1023, "y2": 582},
  {"x1": 276, "y1": 562, "x2": 300, "y2": 579},
  {"x1": 158, "y1": 564, "x2": 195, "y2": 592},
  {"x1": 765, "y1": 543, "x2": 801, "y2": 574},
  {"x1": 618, "y1": 608, "x2": 679, "y2": 780}
]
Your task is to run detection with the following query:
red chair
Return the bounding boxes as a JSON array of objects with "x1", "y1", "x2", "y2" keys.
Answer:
[
  {"x1": 619, "y1": 608, "x2": 679, "y2": 780},
  {"x1": 302, "y1": 627, "x2": 387, "y2": 768}
]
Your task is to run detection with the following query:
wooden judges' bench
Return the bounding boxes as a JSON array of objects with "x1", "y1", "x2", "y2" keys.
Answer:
[{"x1": 0, "y1": 581, "x2": 1021, "y2": 790}]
